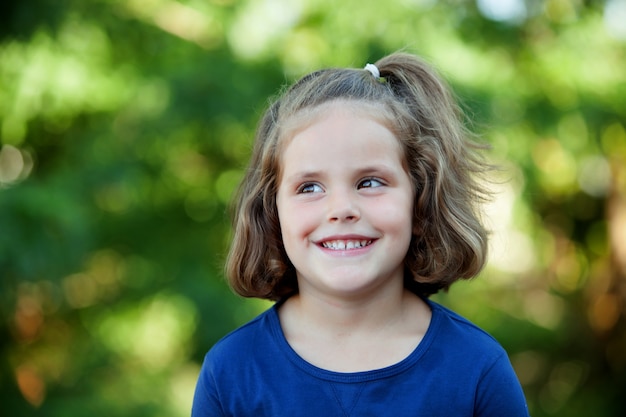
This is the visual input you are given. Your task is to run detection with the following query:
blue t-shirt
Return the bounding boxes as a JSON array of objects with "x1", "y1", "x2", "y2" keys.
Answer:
[{"x1": 192, "y1": 299, "x2": 529, "y2": 417}]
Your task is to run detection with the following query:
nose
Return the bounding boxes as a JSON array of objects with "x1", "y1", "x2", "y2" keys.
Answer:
[{"x1": 327, "y1": 190, "x2": 360, "y2": 222}]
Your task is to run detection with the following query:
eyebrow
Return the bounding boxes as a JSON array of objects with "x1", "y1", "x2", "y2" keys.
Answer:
[
  {"x1": 284, "y1": 164, "x2": 398, "y2": 183},
  {"x1": 283, "y1": 170, "x2": 323, "y2": 184}
]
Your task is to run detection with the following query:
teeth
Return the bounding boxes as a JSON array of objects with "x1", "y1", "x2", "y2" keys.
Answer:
[{"x1": 322, "y1": 240, "x2": 371, "y2": 250}]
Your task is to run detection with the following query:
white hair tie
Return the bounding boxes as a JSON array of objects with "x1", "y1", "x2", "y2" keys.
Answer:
[{"x1": 364, "y1": 63, "x2": 380, "y2": 78}]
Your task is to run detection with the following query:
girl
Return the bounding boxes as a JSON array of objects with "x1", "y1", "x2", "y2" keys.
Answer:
[{"x1": 192, "y1": 52, "x2": 530, "y2": 416}]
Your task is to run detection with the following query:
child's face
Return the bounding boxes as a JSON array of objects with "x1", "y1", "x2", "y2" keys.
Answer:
[{"x1": 276, "y1": 102, "x2": 415, "y2": 301}]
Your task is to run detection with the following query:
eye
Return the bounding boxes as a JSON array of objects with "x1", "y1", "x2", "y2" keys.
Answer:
[
  {"x1": 358, "y1": 177, "x2": 384, "y2": 189},
  {"x1": 297, "y1": 183, "x2": 323, "y2": 194}
]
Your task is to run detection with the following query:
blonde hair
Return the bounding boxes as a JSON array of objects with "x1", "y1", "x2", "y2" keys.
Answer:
[{"x1": 226, "y1": 52, "x2": 491, "y2": 300}]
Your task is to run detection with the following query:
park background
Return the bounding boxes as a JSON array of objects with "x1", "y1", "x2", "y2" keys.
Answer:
[{"x1": 1, "y1": 0, "x2": 625, "y2": 416}]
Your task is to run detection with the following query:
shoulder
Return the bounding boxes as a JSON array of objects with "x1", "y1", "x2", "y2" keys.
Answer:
[
  {"x1": 429, "y1": 300, "x2": 501, "y2": 342},
  {"x1": 426, "y1": 299, "x2": 508, "y2": 361},
  {"x1": 425, "y1": 300, "x2": 530, "y2": 415},
  {"x1": 204, "y1": 306, "x2": 278, "y2": 366},
  {"x1": 193, "y1": 305, "x2": 284, "y2": 416}
]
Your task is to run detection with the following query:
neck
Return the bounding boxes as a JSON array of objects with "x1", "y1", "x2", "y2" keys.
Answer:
[
  {"x1": 276, "y1": 286, "x2": 432, "y2": 373},
  {"x1": 283, "y1": 284, "x2": 419, "y2": 337}
]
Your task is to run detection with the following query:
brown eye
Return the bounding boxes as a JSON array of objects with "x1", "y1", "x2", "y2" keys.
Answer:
[
  {"x1": 358, "y1": 178, "x2": 384, "y2": 189},
  {"x1": 297, "y1": 183, "x2": 323, "y2": 193}
]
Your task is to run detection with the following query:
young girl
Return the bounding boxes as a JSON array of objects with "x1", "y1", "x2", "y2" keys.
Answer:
[{"x1": 192, "y1": 52, "x2": 529, "y2": 416}]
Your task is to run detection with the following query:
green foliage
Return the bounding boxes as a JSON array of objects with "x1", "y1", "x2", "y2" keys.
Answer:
[{"x1": 1, "y1": 0, "x2": 625, "y2": 416}]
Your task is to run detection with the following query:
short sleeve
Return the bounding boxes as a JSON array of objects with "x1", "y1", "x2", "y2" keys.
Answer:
[
  {"x1": 475, "y1": 352, "x2": 530, "y2": 417},
  {"x1": 191, "y1": 353, "x2": 226, "y2": 417}
]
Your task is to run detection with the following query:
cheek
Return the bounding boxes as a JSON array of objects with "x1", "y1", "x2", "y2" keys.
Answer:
[
  {"x1": 376, "y1": 193, "x2": 413, "y2": 218},
  {"x1": 376, "y1": 197, "x2": 415, "y2": 238},
  {"x1": 278, "y1": 201, "x2": 316, "y2": 239}
]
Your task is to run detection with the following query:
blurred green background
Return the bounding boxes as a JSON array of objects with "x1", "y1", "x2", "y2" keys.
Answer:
[{"x1": 1, "y1": 0, "x2": 625, "y2": 416}]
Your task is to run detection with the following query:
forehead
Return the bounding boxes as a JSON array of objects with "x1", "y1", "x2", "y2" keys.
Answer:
[
  {"x1": 278, "y1": 101, "x2": 408, "y2": 176},
  {"x1": 279, "y1": 100, "x2": 398, "y2": 148}
]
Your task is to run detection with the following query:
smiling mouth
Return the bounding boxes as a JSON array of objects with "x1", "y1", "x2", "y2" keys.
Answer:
[{"x1": 320, "y1": 240, "x2": 373, "y2": 250}]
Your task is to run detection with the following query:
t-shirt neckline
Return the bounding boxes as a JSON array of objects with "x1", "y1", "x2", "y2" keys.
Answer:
[{"x1": 267, "y1": 298, "x2": 442, "y2": 383}]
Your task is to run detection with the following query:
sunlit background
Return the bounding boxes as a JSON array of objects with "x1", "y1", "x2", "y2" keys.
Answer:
[{"x1": 1, "y1": 0, "x2": 625, "y2": 416}]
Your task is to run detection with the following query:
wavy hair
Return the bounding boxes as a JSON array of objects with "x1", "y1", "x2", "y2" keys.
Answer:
[{"x1": 225, "y1": 52, "x2": 492, "y2": 300}]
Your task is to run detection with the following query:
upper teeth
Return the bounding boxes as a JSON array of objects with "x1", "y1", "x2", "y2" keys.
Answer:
[{"x1": 322, "y1": 240, "x2": 371, "y2": 250}]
